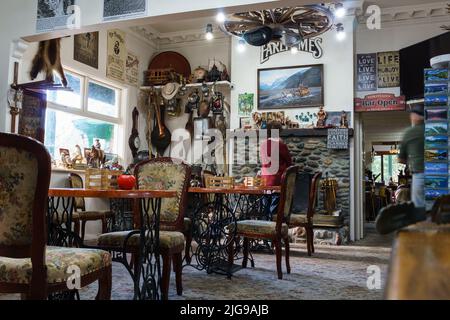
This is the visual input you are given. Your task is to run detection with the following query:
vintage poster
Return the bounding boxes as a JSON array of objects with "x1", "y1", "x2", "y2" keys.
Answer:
[
  {"x1": 74, "y1": 32, "x2": 99, "y2": 69},
  {"x1": 238, "y1": 93, "x2": 254, "y2": 116},
  {"x1": 126, "y1": 51, "x2": 140, "y2": 87},
  {"x1": 356, "y1": 53, "x2": 377, "y2": 91},
  {"x1": 377, "y1": 51, "x2": 400, "y2": 88},
  {"x1": 103, "y1": 0, "x2": 147, "y2": 20},
  {"x1": 36, "y1": 0, "x2": 75, "y2": 32},
  {"x1": 106, "y1": 29, "x2": 127, "y2": 83},
  {"x1": 355, "y1": 94, "x2": 406, "y2": 112}
]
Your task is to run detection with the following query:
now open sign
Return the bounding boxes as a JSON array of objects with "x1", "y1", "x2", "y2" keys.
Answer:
[{"x1": 327, "y1": 128, "x2": 349, "y2": 150}]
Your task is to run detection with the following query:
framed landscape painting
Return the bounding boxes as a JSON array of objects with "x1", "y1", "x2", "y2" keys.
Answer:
[{"x1": 258, "y1": 64, "x2": 324, "y2": 110}]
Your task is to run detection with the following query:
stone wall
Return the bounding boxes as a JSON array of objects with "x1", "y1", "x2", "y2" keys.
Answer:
[{"x1": 232, "y1": 133, "x2": 351, "y2": 245}]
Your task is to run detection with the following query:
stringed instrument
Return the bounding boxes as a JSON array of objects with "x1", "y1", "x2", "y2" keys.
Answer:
[{"x1": 151, "y1": 96, "x2": 171, "y2": 156}]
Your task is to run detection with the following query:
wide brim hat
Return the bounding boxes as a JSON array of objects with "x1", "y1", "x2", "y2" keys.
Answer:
[{"x1": 161, "y1": 82, "x2": 181, "y2": 100}]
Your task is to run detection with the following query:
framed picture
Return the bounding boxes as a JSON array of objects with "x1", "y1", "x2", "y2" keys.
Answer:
[
  {"x1": 240, "y1": 117, "x2": 252, "y2": 129},
  {"x1": 238, "y1": 93, "x2": 254, "y2": 116},
  {"x1": 74, "y1": 32, "x2": 99, "y2": 69},
  {"x1": 425, "y1": 122, "x2": 448, "y2": 136},
  {"x1": 257, "y1": 64, "x2": 324, "y2": 110},
  {"x1": 425, "y1": 108, "x2": 447, "y2": 121}
]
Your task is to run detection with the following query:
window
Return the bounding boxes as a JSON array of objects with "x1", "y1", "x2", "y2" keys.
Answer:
[{"x1": 44, "y1": 70, "x2": 122, "y2": 162}]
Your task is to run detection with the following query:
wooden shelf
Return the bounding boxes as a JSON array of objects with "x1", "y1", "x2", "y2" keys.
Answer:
[
  {"x1": 140, "y1": 80, "x2": 233, "y2": 91},
  {"x1": 233, "y1": 128, "x2": 354, "y2": 138}
]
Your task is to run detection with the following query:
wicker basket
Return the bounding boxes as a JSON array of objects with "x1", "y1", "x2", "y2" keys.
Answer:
[
  {"x1": 205, "y1": 176, "x2": 235, "y2": 189},
  {"x1": 85, "y1": 168, "x2": 123, "y2": 190}
]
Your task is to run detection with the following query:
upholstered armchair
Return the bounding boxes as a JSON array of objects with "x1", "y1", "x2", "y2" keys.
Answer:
[
  {"x1": 0, "y1": 132, "x2": 112, "y2": 300},
  {"x1": 68, "y1": 173, "x2": 115, "y2": 242},
  {"x1": 287, "y1": 172, "x2": 322, "y2": 256},
  {"x1": 229, "y1": 166, "x2": 299, "y2": 280},
  {"x1": 96, "y1": 157, "x2": 191, "y2": 300}
]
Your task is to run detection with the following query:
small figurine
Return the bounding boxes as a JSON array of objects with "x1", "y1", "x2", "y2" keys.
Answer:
[
  {"x1": 94, "y1": 139, "x2": 101, "y2": 150},
  {"x1": 88, "y1": 145, "x2": 105, "y2": 168},
  {"x1": 73, "y1": 145, "x2": 83, "y2": 164},
  {"x1": 61, "y1": 150, "x2": 73, "y2": 169},
  {"x1": 316, "y1": 106, "x2": 327, "y2": 128},
  {"x1": 252, "y1": 112, "x2": 262, "y2": 129},
  {"x1": 340, "y1": 111, "x2": 349, "y2": 128}
]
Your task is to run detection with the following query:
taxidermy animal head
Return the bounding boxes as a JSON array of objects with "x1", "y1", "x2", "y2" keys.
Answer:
[{"x1": 30, "y1": 38, "x2": 68, "y2": 87}]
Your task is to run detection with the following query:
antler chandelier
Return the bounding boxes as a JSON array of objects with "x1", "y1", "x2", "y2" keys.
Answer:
[
  {"x1": 441, "y1": 4, "x2": 450, "y2": 31},
  {"x1": 219, "y1": 4, "x2": 343, "y2": 47}
]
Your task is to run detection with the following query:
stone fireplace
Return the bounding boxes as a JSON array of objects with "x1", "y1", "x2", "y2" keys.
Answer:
[{"x1": 232, "y1": 129, "x2": 352, "y2": 245}]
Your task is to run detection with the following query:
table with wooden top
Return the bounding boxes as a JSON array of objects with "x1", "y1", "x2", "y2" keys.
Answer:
[
  {"x1": 386, "y1": 222, "x2": 450, "y2": 300},
  {"x1": 185, "y1": 185, "x2": 281, "y2": 277},
  {"x1": 48, "y1": 188, "x2": 177, "y2": 300}
]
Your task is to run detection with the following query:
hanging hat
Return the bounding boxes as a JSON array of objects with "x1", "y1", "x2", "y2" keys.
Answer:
[{"x1": 161, "y1": 82, "x2": 180, "y2": 100}]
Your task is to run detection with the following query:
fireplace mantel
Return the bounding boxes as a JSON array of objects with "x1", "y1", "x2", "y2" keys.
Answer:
[{"x1": 280, "y1": 128, "x2": 354, "y2": 138}]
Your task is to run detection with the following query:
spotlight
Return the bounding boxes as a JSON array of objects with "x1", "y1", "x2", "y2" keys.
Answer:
[
  {"x1": 216, "y1": 12, "x2": 226, "y2": 23},
  {"x1": 290, "y1": 46, "x2": 298, "y2": 54},
  {"x1": 336, "y1": 23, "x2": 346, "y2": 41},
  {"x1": 334, "y1": 3, "x2": 346, "y2": 18},
  {"x1": 237, "y1": 39, "x2": 246, "y2": 52},
  {"x1": 205, "y1": 24, "x2": 214, "y2": 40}
]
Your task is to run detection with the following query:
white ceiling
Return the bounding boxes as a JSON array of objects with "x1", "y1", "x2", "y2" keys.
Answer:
[{"x1": 141, "y1": 0, "x2": 446, "y2": 36}]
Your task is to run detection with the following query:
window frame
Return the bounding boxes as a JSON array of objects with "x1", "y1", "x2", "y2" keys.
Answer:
[{"x1": 45, "y1": 67, "x2": 124, "y2": 160}]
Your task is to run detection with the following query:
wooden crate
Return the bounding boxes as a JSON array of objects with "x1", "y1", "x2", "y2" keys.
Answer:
[
  {"x1": 85, "y1": 169, "x2": 123, "y2": 190},
  {"x1": 205, "y1": 176, "x2": 235, "y2": 189},
  {"x1": 243, "y1": 176, "x2": 266, "y2": 187}
]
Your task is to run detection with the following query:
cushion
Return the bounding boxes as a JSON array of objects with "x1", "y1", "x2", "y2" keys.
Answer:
[
  {"x1": 97, "y1": 230, "x2": 185, "y2": 250},
  {"x1": 0, "y1": 246, "x2": 111, "y2": 285},
  {"x1": 273, "y1": 214, "x2": 308, "y2": 225},
  {"x1": 137, "y1": 162, "x2": 188, "y2": 224},
  {"x1": 0, "y1": 146, "x2": 38, "y2": 246},
  {"x1": 236, "y1": 220, "x2": 288, "y2": 237}
]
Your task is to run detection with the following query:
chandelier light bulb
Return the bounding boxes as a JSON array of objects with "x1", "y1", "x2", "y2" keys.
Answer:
[
  {"x1": 205, "y1": 24, "x2": 214, "y2": 40},
  {"x1": 335, "y1": 3, "x2": 346, "y2": 18},
  {"x1": 290, "y1": 46, "x2": 298, "y2": 54},
  {"x1": 216, "y1": 12, "x2": 226, "y2": 23}
]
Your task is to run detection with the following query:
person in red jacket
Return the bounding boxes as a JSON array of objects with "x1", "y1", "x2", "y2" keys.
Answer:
[{"x1": 259, "y1": 121, "x2": 293, "y2": 216}]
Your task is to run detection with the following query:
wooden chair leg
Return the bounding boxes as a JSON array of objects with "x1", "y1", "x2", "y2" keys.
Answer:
[
  {"x1": 185, "y1": 232, "x2": 193, "y2": 264},
  {"x1": 284, "y1": 237, "x2": 291, "y2": 274},
  {"x1": 96, "y1": 265, "x2": 112, "y2": 300},
  {"x1": 274, "y1": 239, "x2": 282, "y2": 280},
  {"x1": 74, "y1": 221, "x2": 80, "y2": 239},
  {"x1": 101, "y1": 217, "x2": 107, "y2": 234},
  {"x1": 132, "y1": 253, "x2": 140, "y2": 278},
  {"x1": 173, "y1": 252, "x2": 183, "y2": 296},
  {"x1": 306, "y1": 227, "x2": 312, "y2": 257},
  {"x1": 81, "y1": 220, "x2": 87, "y2": 243},
  {"x1": 242, "y1": 237, "x2": 249, "y2": 268},
  {"x1": 310, "y1": 227, "x2": 315, "y2": 254},
  {"x1": 161, "y1": 253, "x2": 172, "y2": 300}
]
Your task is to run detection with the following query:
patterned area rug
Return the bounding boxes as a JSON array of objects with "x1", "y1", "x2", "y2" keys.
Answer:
[{"x1": 1, "y1": 228, "x2": 392, "y2": 300}]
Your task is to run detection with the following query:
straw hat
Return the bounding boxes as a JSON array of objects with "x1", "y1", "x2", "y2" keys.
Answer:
[{"x1": 161, "y1": 82, "x2": 180, "y2": 100}]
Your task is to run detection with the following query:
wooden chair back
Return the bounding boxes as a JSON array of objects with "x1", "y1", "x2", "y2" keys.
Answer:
[
  {"x1": 0, "y1": 132, "x2": 51, "y2": 298},
  {"x1": 134, "y1": 157, "x2": 191, "y2": 231},
  {"x1": 68, "y1": 172, "x2": 86, "y2": 211},
  {"x1": 275, "y1": 166, "x2": 299, "y2": 231},
  {"x1": 307, "y1": 172, "x2": 323, "y2": 219}
]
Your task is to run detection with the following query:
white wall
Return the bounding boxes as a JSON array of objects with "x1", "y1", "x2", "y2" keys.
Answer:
[
  {"x1": 230, "y1": 17, "x2": 356, "y2": 129},
  {"x1": 18, "y1": 29, "x2": 156, "y2": 166}
]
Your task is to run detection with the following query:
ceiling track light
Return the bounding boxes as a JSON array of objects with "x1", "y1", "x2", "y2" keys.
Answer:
[
  {"x1": 336, "y1": 23, "x2": 346, "y2": 41},
  {"x1": 237, "y1": 38, "x2": 246, "y2": 52},
  {"x1": 334, "y1": 2, "x2": 346, "y2": 18},
  {"x1": 205, "y1": 23, "x2": 214, "y2": 40},
  {"x1": 216, "y1": 12, "x2": 226, "y2": 23}
]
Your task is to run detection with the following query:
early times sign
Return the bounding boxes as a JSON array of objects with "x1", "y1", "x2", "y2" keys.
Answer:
[{"x1": 260, "y1": 38, "x2": 323, "y2": 64}]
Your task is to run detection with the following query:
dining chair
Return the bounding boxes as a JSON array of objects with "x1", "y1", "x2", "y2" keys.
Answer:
[
  {"x1": 229, "y1": 166, "x2": 299, "y2": 280},
  {"x1": 0, "y1": 132, "x2": 112, "y2": 300},
  {"x1": 96, "y1": 157, "x2": 191, "y2": 300},
  {"x1": 287, "y1": 172, "x2": 322, "y2": 256},
  {"x1": 68, "y1": 173, "x2": 115, "y2": 242}
]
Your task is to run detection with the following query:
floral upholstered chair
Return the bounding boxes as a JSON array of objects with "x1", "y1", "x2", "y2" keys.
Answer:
[
  {"x1": 229, "y1": 166, "x2": 299, "y2": 280},
  {"x1": 96, "y1": 157, "x2": 191, "y2": 300},
  {"x1": 68, "y1": 173, "x2": 115, "y2": 242},
  {"x1": 0, "y1": 132, "x2": 112, "y2": 299}
]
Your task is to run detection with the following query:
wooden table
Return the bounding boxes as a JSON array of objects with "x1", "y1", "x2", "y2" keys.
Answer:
[
  {"x1": 186, "y1": 185, "x2": 280, "y2": 277},
  {"x1": 48, "y1": 188, "x2": 177, "y2": 300},
  {"x1": 386, "y1": 222, "x2": 450, "y2": 300}
]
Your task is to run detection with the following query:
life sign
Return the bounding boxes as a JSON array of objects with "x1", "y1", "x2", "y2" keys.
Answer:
[
  {"x1": 377, "y1": 51, "x2": 400, "y2": 88},
  {"x1": 327, "y1": 129, "x2": 349, "y2": 150},
  {"x1": 357, "y1": 53, "x2": 377, "y2": 92}
]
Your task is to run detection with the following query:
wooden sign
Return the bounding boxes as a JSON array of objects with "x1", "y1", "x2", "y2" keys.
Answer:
[
  {"x1": 357, "y1": 53, "x2": 377, "y2": 91},
  {"x1": 327, "y1": 128, "x2": 349, "y2": 150},
  {"x1": 74, "y1": 32, "x2": 99, "y2": 69},
  {"x1": 355, "y1": 94, "x2": 406, "y2": 112},
  {"x1": 378, "y1": 51, "x2": 400, "y2": 88},
  {"x1": 125, "y1": 51, "x2": 139, "y2": 87}
]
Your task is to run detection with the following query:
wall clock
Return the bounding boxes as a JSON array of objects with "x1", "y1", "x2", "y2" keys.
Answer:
[{"x1": 129, "y1": 107, "x2": 140, "y2": 159}]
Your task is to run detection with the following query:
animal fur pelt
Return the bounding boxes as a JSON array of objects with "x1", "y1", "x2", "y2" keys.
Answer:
[{"x1": 30, "y1": 38, "x2": 68, "y2": 87}]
